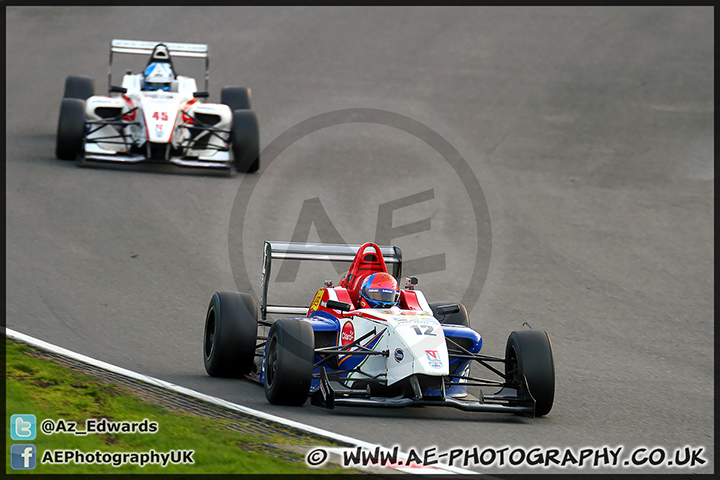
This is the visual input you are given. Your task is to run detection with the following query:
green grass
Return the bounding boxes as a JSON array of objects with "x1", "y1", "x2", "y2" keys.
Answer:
[{"x1": 5, "y1": 338, "x2": 353, "y2": 474}]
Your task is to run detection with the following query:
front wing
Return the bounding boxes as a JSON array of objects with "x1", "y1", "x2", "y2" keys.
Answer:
[
  {"x1": 311, "y1": 366, "x2": 538, "y2": 417},
  {"x1": 83, "y1": 114, "x2": 232, "y2": 169},
  {"x1": 307, "y1": 329, "x2": 538, "y2": 417}
]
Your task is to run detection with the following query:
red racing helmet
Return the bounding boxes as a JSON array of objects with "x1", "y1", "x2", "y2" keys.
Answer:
[{"x1": 359, "y1": 272, "x2": 400, "y2": 308}]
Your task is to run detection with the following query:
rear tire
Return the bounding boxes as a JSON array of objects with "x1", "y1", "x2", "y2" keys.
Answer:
[
  {"x1": 203, "y1": 292, "x2": 259, "y2": 378},
  {"x1": 264, "y1": 318, "x2": 314, "y2": 406},
  {"x1": 505, "y1": 329, "x2": 555, "y2": 416},
  {"x1": 64, "y1": 75, "x2": 94, "y2": 100},
  {"x1": 221, "y1": 86, "x2": 252, "y2": 111},
  {"x1": 429, "y1": 301, "x2": 469, "y2": 327},
  {"x1": 231, "y1": 110, "x2": 260, "y2": 173},
  {"x1": 56, "y1": 98, "x2": 86, "y2": 160}
]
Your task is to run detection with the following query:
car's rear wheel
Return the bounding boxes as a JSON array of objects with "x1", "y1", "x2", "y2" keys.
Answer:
[
  {"x1": 56, "y1": 98, "x2": 86, "y2": 160},
  {"x1": 203, "y1": 292, "x2": 258, "y2": 378},
  {"x1": 264, "y1": 318, "x2": 314, "y2": 406},
  {"x1": 231, "y1": 110, "x2": 260, "y2": 173},
  {"x1": 429, "y1": 301, "x2": 469, "y2": 327},
  {"x1": 221, "y1": 86, "x2": 252, "y2": 111},
  {"x1": 505, "y1": 329, "x2": 555, "y2": 416},
  {"x1": 64, "y1": 75, "x2": 94, "y2": 100}
]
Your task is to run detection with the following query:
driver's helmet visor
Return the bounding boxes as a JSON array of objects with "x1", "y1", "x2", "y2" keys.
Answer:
[
  {"x1": 363, "y1": 287, "x2": 399, "y2": 306},
  {"x1": 145, "y1": 63, "x2": 173, "y2": 88}
]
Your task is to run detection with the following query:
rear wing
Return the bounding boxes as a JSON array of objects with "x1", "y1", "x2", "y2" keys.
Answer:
[
  {"x1": 108, "y1": 39, "x2": 210, "y2": 92},
  {"x1": 260, "y1": 241, "x2": 403, "y2": 320}
]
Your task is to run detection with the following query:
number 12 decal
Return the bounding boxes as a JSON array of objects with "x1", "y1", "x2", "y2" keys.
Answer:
[
  {"x1": 411, "y1": 325, "x2": 436, "y2": 336},
  {"x1": 152, "y1": 111, "x2": 169, "y2": 121}
]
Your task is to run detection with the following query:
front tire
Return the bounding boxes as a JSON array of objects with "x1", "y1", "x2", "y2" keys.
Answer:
[
  {"x1": 203, "y1": 292, "x2": 259, "y2": 378},
  {"x1": 264, "y1": 318, "x2": 314, "y2": 406},
  {"x1": 63, "y1": 75, "x2": 94, "y2": 100},
  {"x1": 221, "y1": 86, "x2": 252, "y2": 111},
  {"x1": 56, "y1": 98, "x2": 86, "y2": 160},
  {"x1": 231, "y1": 110, "x2": 260, "y2": 173},
  {"x1": 505, "y1": 329, "x2": 555, "y2": 416}
]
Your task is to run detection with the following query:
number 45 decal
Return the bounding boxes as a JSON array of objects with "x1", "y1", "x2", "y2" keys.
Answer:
[
  {"x1": 152, "y1": 111, "x2": 169, "y2": 121},
  {"x1": 411, "y1": 325, "x2": 436, "y2": 336}
]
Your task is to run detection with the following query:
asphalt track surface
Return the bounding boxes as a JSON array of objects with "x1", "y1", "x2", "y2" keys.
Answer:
[{"x1": 6, "y1": 6, "x2": 714, "y2": 475}]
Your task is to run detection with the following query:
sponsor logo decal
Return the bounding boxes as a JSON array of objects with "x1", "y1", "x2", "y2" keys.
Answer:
[
  {"x1": 319, "y1": 379, "x2": 327, "y2": 400},
  {"x1": 341, "y1": 321, "x2": 355, "y2": 346},
  {"x1": 146, "y1": 93, "x2": 173, "y2": 101},
  {"x1": 309, "y1": 290, "x2": 324, "y2": 312},
  {"x1": 394, "y1": 348, "x2": 404, "y2": 362},
  {"x1": 393, "y1": 316, "x2": 437, "y2": 324},
  {"x1": 425, "y1": 350, "x2": 442, "y2": 368}
]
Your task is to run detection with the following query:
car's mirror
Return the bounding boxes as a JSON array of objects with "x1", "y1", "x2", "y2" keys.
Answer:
[
  {"x1": 436, "y1": 304, "x2": 460, "y2": 316},
  {"x1": 110, "y1": 85, "x2": 127, "y2": 94},
  {"x1": 326, "y1": 300, "x2": 352, "y2": 312},
  {"x1": 193, "y1": 91, "x2": 209, "y2": 98}
]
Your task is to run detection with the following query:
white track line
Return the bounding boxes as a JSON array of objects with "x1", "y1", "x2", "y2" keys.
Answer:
[{"x1": 5, "y1": 327, "x2": 478, "y2": 475}]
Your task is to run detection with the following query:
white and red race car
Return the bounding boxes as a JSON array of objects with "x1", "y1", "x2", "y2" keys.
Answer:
[
  {"x1": 55, "y1": 39, "x2": 260, "y2": 173},
  {"x1": 203, "y1": 241, "x2": 555, "y2": 417}
]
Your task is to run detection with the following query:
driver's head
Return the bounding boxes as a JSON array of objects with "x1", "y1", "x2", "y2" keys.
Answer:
[
  {"x1": 143, "y1": 62, "x2": 174, "y2": 91},
  {"x1": 359, "y1": 272, "x2": 400, "y2": 308}
]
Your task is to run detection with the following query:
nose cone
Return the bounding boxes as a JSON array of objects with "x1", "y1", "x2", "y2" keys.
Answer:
[{"x1": 141, "y1": 95, "x2": 180, "y2": 143}]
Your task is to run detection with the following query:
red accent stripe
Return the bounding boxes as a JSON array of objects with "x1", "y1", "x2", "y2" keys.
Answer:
[
  {"x1": 122, "y1": 95, "x2": 136, "y2": 121},
  {"x1": 333, "y1": 287, "x2": 353, "y2": 307},
  {"x1": 399, "y1": 290, "x2": 422, "y2": 311},
  {"x1": 349, "y1": 311, "x2": 387, "y2": 322}
]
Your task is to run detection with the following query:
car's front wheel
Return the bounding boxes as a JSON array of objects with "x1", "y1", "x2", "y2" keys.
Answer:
[
  {"x1": 231, "y1": 110, "x2": 260, "y2": 173},
  {"x1": 221, "y1": 86, "x2": 252, "y2": 111},
  {"x1": 203, "y1": 292, "x2": 258, "y2": 378},
  {"x1": 264, "y1": 318, "x2": 314, "y2": 406},
  {"x1": 56, "y1": 98, "x2": 86, "y2": 160},
  {"x1": 505, "y1": 329, "x2": 555, "y2": 416},
  {"x1": 63, "y1": 75, "x2": 94, "y2": 100}
]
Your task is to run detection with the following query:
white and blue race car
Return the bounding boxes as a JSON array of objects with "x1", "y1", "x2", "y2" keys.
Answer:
[
  {"x1": 203, "y1": 242, "x2": 555, "y2": 417},
  {"x1": 55, "y1": 39, "x2": 259, "y2": 173}
]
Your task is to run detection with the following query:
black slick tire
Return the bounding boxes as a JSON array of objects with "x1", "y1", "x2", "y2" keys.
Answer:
[
  {"x1": 203, "y1": 292, "x2": 258, "y2": 378},
  {"x1": 264, "y1": 318, "x2": 314, "y2": 406},
  {"x1": 221, "y1": 86, "x2": 252, "y2": 111},
  {"x1": 64, "y1": 75, "x2": 94, "y2": 100},
  {"x1": 231, "y1": 110, "x2": 260, "y2": 173},
  {"x1": 56, "y1": 98, "x2": 86, "y2": 160},
  {"x1": 505, "y1": 329, "x2": 555, "y2": 416}
]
